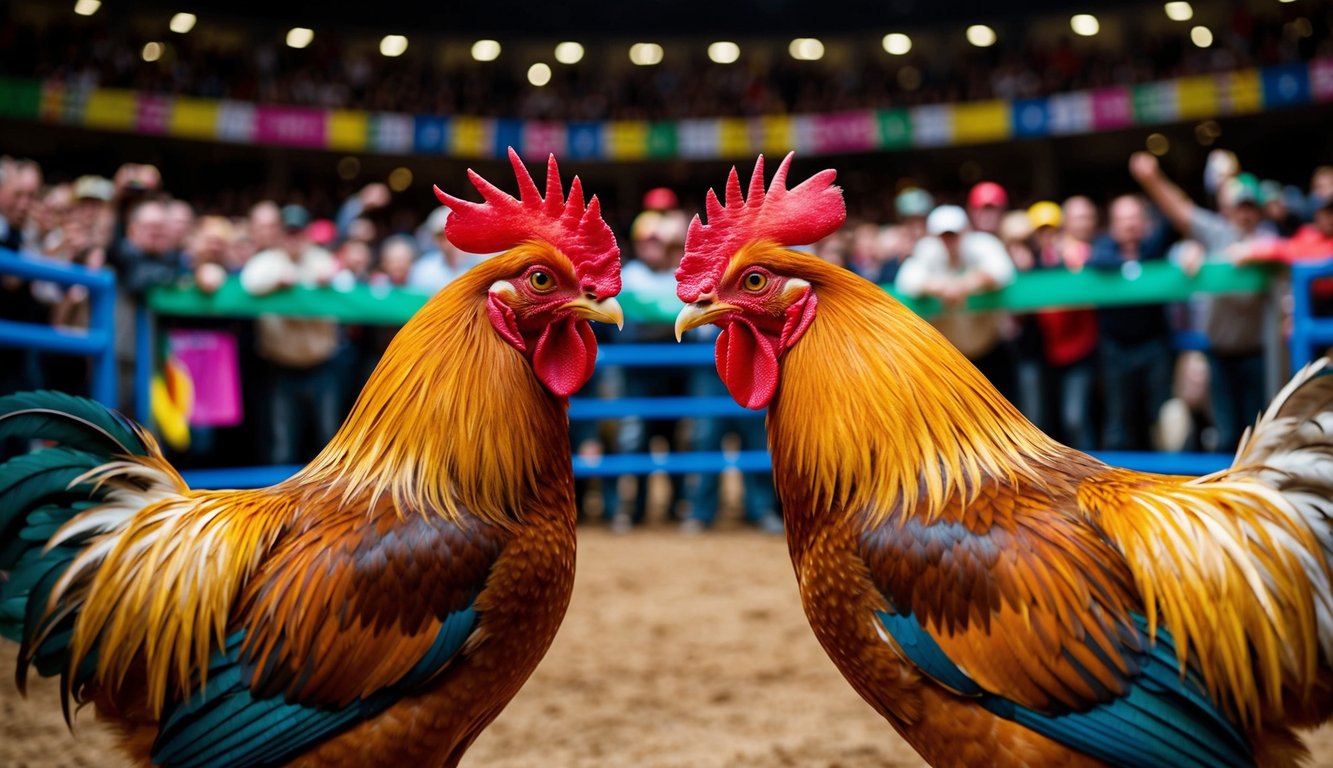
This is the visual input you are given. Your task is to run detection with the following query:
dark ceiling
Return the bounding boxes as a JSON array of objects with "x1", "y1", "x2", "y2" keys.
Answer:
[{"x1": 121, "y1": 0, "x2": 1129, "y2": 37}]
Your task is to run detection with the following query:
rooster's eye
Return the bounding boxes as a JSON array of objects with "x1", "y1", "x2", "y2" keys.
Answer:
[
  {"x1": 742, "y1": 272, "x2": 768, "y2": 292},
  {"x1": 529, "y1": 271, "x2": 555, "y2": 292}
]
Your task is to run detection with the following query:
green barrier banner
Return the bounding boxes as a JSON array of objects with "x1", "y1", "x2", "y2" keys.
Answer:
[{"x1": 148, "y1": 261, "x2": 1273, "y2": 326}]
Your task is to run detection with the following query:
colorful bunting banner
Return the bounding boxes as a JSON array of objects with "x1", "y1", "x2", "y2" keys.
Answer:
[{"x1": 0, "y1": 59, "x2": 1327, "y2": 161}]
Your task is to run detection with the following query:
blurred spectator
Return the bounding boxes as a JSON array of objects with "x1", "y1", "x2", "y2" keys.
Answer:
[
  {"x1": 409, "y1": 207, "x2": 481, "y2": 292},
  {"x1": 336, "y1": 183, "x2": 391, "y2": 243},
  {"x1": 1260, "y1": 180, "x2": 1301, "y2": 237},
  {"x1": 165, "y1": 200, "x2": 196, "y2": 253},
  {"x1": 0, "y1": 158, "x2": 42, "y2": 252},
  {"x1": 1029, "y1": 200, "x2": 1098, "y2": 450},
  {"x1": 1131, "y1": 152, "x2": 1269, "y2": 452},
  {"x1": 967, "y1": 182, "x2": 1008, "y2": 237},
  {"x1": 240, "y1": 204, "x2": 342, "y2": 465},
  {"x1": 374, "y1": 234, "x2": 417, "y2": 287},
  {"x1": 896, "y1": 204, "x2": 1016, "y2": 400},
  {"x1": 610, "y1": 208, "x2": 690, "y2": 531},
  {"x1": 248, "y1": 201, "x2": 283, "y2": 253},
  {"x1": 895, "y1": 187, "x2": 933, "y2": 243},
  {"x1": 335, "y1": 238, "x2": 375, "y2": 284},
  {"x1": 1088, "y1": 192, "x2": 1176, "y2": 451},
  {"x1": 186, "y1": 215, "x2": 235, "y2": 294}
]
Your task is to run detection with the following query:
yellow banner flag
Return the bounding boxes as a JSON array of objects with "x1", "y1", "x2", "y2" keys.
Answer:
[
  {"x1": 952, "y1": 100, "x2": 1010, "y2": 144},
  {"x1": 327, "y1": 110, "x2": 369, "y2": 150},
  {"x1": 605, "y1": 121, "x2": 649, "y2": 160},
  {"x1": 170, "y1": 97, "x2": 219, "y2": 139},
  {"x1": 1176, "y1": 76, "x2": 1218, "y2": 119},
  {"x1": 84, "y1": 88, "x2": 137, "y2": 130}
]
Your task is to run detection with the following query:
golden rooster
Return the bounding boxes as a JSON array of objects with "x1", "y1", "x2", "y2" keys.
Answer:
[
  {"x1": 0, "y1": 148, "x2": 624, "y2": 767},
  {"x1": 673, "y1": 153, "x2": 1333, "y2": 767}
]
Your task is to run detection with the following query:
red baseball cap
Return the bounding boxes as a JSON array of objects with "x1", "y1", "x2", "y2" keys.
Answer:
[{"x1": 968, "y1": 181, "x2": 1008, "y2": 209}]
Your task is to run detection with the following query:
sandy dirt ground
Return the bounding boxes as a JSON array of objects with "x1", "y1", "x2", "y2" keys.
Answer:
[{"x1": 5, "y1": 526, "x2": 1333, "y2": 767}]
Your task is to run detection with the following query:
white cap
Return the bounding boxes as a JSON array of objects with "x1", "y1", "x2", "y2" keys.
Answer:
[
  {"x1": 926, "y1": 205, "x2": 969, "y2": 236},
  {"x1": 426, "y1": 205, "x2": 451, "y2": 235}
]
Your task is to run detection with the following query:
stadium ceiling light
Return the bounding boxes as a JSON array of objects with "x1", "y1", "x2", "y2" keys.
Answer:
[
  {"x1": 1070, "y1": 14, "x2": 1099, "y2": 36},
  {"x1": 708, "y1": 41, "x2": 740, "y2": 64},
  {"x1": 380, "y1": 34, "x2": 408, "y2": 57},
  {"x1": 629, "y1": 42, "x2": 664, "y2": 66},
  {"x1": 1190, "y1": 25, "x2": 1213, "y2": 47},
  {"x1": 554, "y1": 42, "x2": 584, "y2": 64},
  {"x1": 788, "y1": 38, "x2": 825, "y2": 61},
  {"x1": 388, "y1": 167, "x2": 413, "y2": 193},
  {"x1": 1146, "y1": 132, "x2": 1170, "y2": 156},
  {"x1": 528, "y1": 62, "x2": 552, "y2": 86},
  {"x1": 882, "y1": 33, "x2": 912, "y2": 55},
  {"x1": 169, "y1": 12, "x2": 196, "y2": 34},
  {"x1": 286, "y1": 27, "x2": 314, "y2": 49},
  {"x1": 966, "y1": 24, "x2": 997, "y2": 48},
  {"x1": 73, "y1": 0, "x2": 100, "y2": 16},
  {"x1": 142, "y1": 42, "x2": 163, "y2": 62},
  {"x1": 471, "y1": 39, "x2": 500, "y2": 62},
  {"x1": 1163, "y1": 2, "x2": 1193, "y2": 21}
]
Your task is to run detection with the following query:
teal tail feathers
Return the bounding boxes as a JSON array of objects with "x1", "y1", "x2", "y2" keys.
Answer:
[{"x1": 0, "y1": 391, "x2": 150, "y2": 703}]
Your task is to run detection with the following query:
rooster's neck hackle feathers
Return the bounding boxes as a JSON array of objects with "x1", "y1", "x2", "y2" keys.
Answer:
[
  {"x1": 434, "y1": 147, "x2": 620, "y2": 298},
  {"x1": 297, "y1": 248, "x2": 572, "y2": 528},
  {"x1": 676, "y1": 153, "x2": 846, "y2": 302},
  {"x1": 765, "y1": 252, "x2": 1064, "y2": 527}
]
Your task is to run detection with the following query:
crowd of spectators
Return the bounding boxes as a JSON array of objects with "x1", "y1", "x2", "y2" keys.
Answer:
[
  {"x1": 2, "y1": 147, "x2": 1333, "y2": 533},
  {"x1": 3, "y1": 0, "x2": 1330, "y2": 120}
]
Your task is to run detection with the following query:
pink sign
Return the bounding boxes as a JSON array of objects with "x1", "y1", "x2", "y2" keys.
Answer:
[
  {"x1": 168, "y1": 329, "x2": 243, "y2": 427},
  {"x1": 253, "y1": 105, "x2": 328, "y2": 147},
  {"x1": 1311, "y1": 59, "x2": 1333, "y2": 102},
  {"x1": 136, "y1": 95, "x2": 171, "y2": 134},
  {"x1": 811, "y1": 111, "x2": 875, "y2": 153},
  {"x1": 1090, "y1": 88, "x2": 1133, "y2": 129}
]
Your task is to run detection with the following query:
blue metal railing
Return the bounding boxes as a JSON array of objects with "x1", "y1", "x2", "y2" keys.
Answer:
[
  {"x1": 0, "y1": 250, "x2": 117, "y2": 407},
  {"x1": 1289, "y1": 259, "x2": 1333, "y2": 372}
]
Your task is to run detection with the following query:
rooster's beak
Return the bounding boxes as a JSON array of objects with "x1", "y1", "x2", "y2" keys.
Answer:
[
  {"x1": 563, "y1": 296, "x2": 624, "y2": 330},
  {"x1": 674, "y1": 300, "x2": 736, "y2": 342}
]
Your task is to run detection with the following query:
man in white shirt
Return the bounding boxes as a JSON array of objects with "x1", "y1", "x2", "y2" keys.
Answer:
[
  {"x1": 408, "y1": 206, "x2": 482, "y2": 293},
  {"x1": 240, "y1": 204, "x2": 343, "y2": 465},
  {"x1": 895, "y1": 204, "x2": 1017, "y2": 398}
]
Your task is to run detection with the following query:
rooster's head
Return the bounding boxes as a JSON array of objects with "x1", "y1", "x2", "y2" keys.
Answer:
[
  {"x1": 673, "y1": 153, "x2": 845, "y2": 409},
  {"x1": 433, "y1": 148, "x2": 623, "y2": 397}
]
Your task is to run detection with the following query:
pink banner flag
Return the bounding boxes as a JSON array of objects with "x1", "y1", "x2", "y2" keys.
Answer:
[
  {"x1": 254, "y1": 105, "x2": 328, "y2": 147},
  {"x1": 811, "y1": 111, "x2": 876, "y2": 153},
  {"x1": 1090, "y1": 88, "x2": 1133, "y2": 129},
  {"x1": 136, "y1": 94, "x2": 171, "y2": 134}
]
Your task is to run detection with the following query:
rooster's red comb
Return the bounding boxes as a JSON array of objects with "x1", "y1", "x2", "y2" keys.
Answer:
[
  {"x1": 676, "y1": 153, "x2": 845, "y2": 303},
  {"x1": 434, "y1": 148, "x2": 620, "y2": 297}
]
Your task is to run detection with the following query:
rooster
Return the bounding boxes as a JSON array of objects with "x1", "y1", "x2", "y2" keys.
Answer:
[
  {"x1": 673, "y1": 153, "x2": 1333, "y2": 767},
  {"x1": 0, "y1": 148, "x2": 623, "y2": 768}
]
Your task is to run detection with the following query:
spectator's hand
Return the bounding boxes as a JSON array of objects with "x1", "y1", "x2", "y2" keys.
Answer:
[
  {"x1": 112, "y1": 164, "x2": 163, "y2": 197},
  {"x1": 196, "y1": 262, "x2": 226, "y2": 294},
  {"x1": 1177, "y1": 241, "x2": 1205, "y2": 277},
  {"x1": 1129, "y1": 152, "x2": 1160, "y2": 183},
  {"x1": 313, "y1": 261, "x2": 339, "y2": 286},
  {"x1": 1225, "y1": 242, "x2": 1254, "y2": 265},
  {"x1": 938, "y1": 280, "x2": 968, "y2": 307},
  {"x1": 358, "y1": 183, "x2": 391, "y2": 211}
]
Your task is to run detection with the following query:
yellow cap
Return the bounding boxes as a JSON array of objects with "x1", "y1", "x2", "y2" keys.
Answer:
[{"x1": 1027, "y1": 201, "x2": 1063, "y2": 230}]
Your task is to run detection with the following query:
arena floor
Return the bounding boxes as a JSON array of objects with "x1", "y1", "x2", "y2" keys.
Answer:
[{"x1": 5, "y1": 527, "x2": 1333, "y2": 767}]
